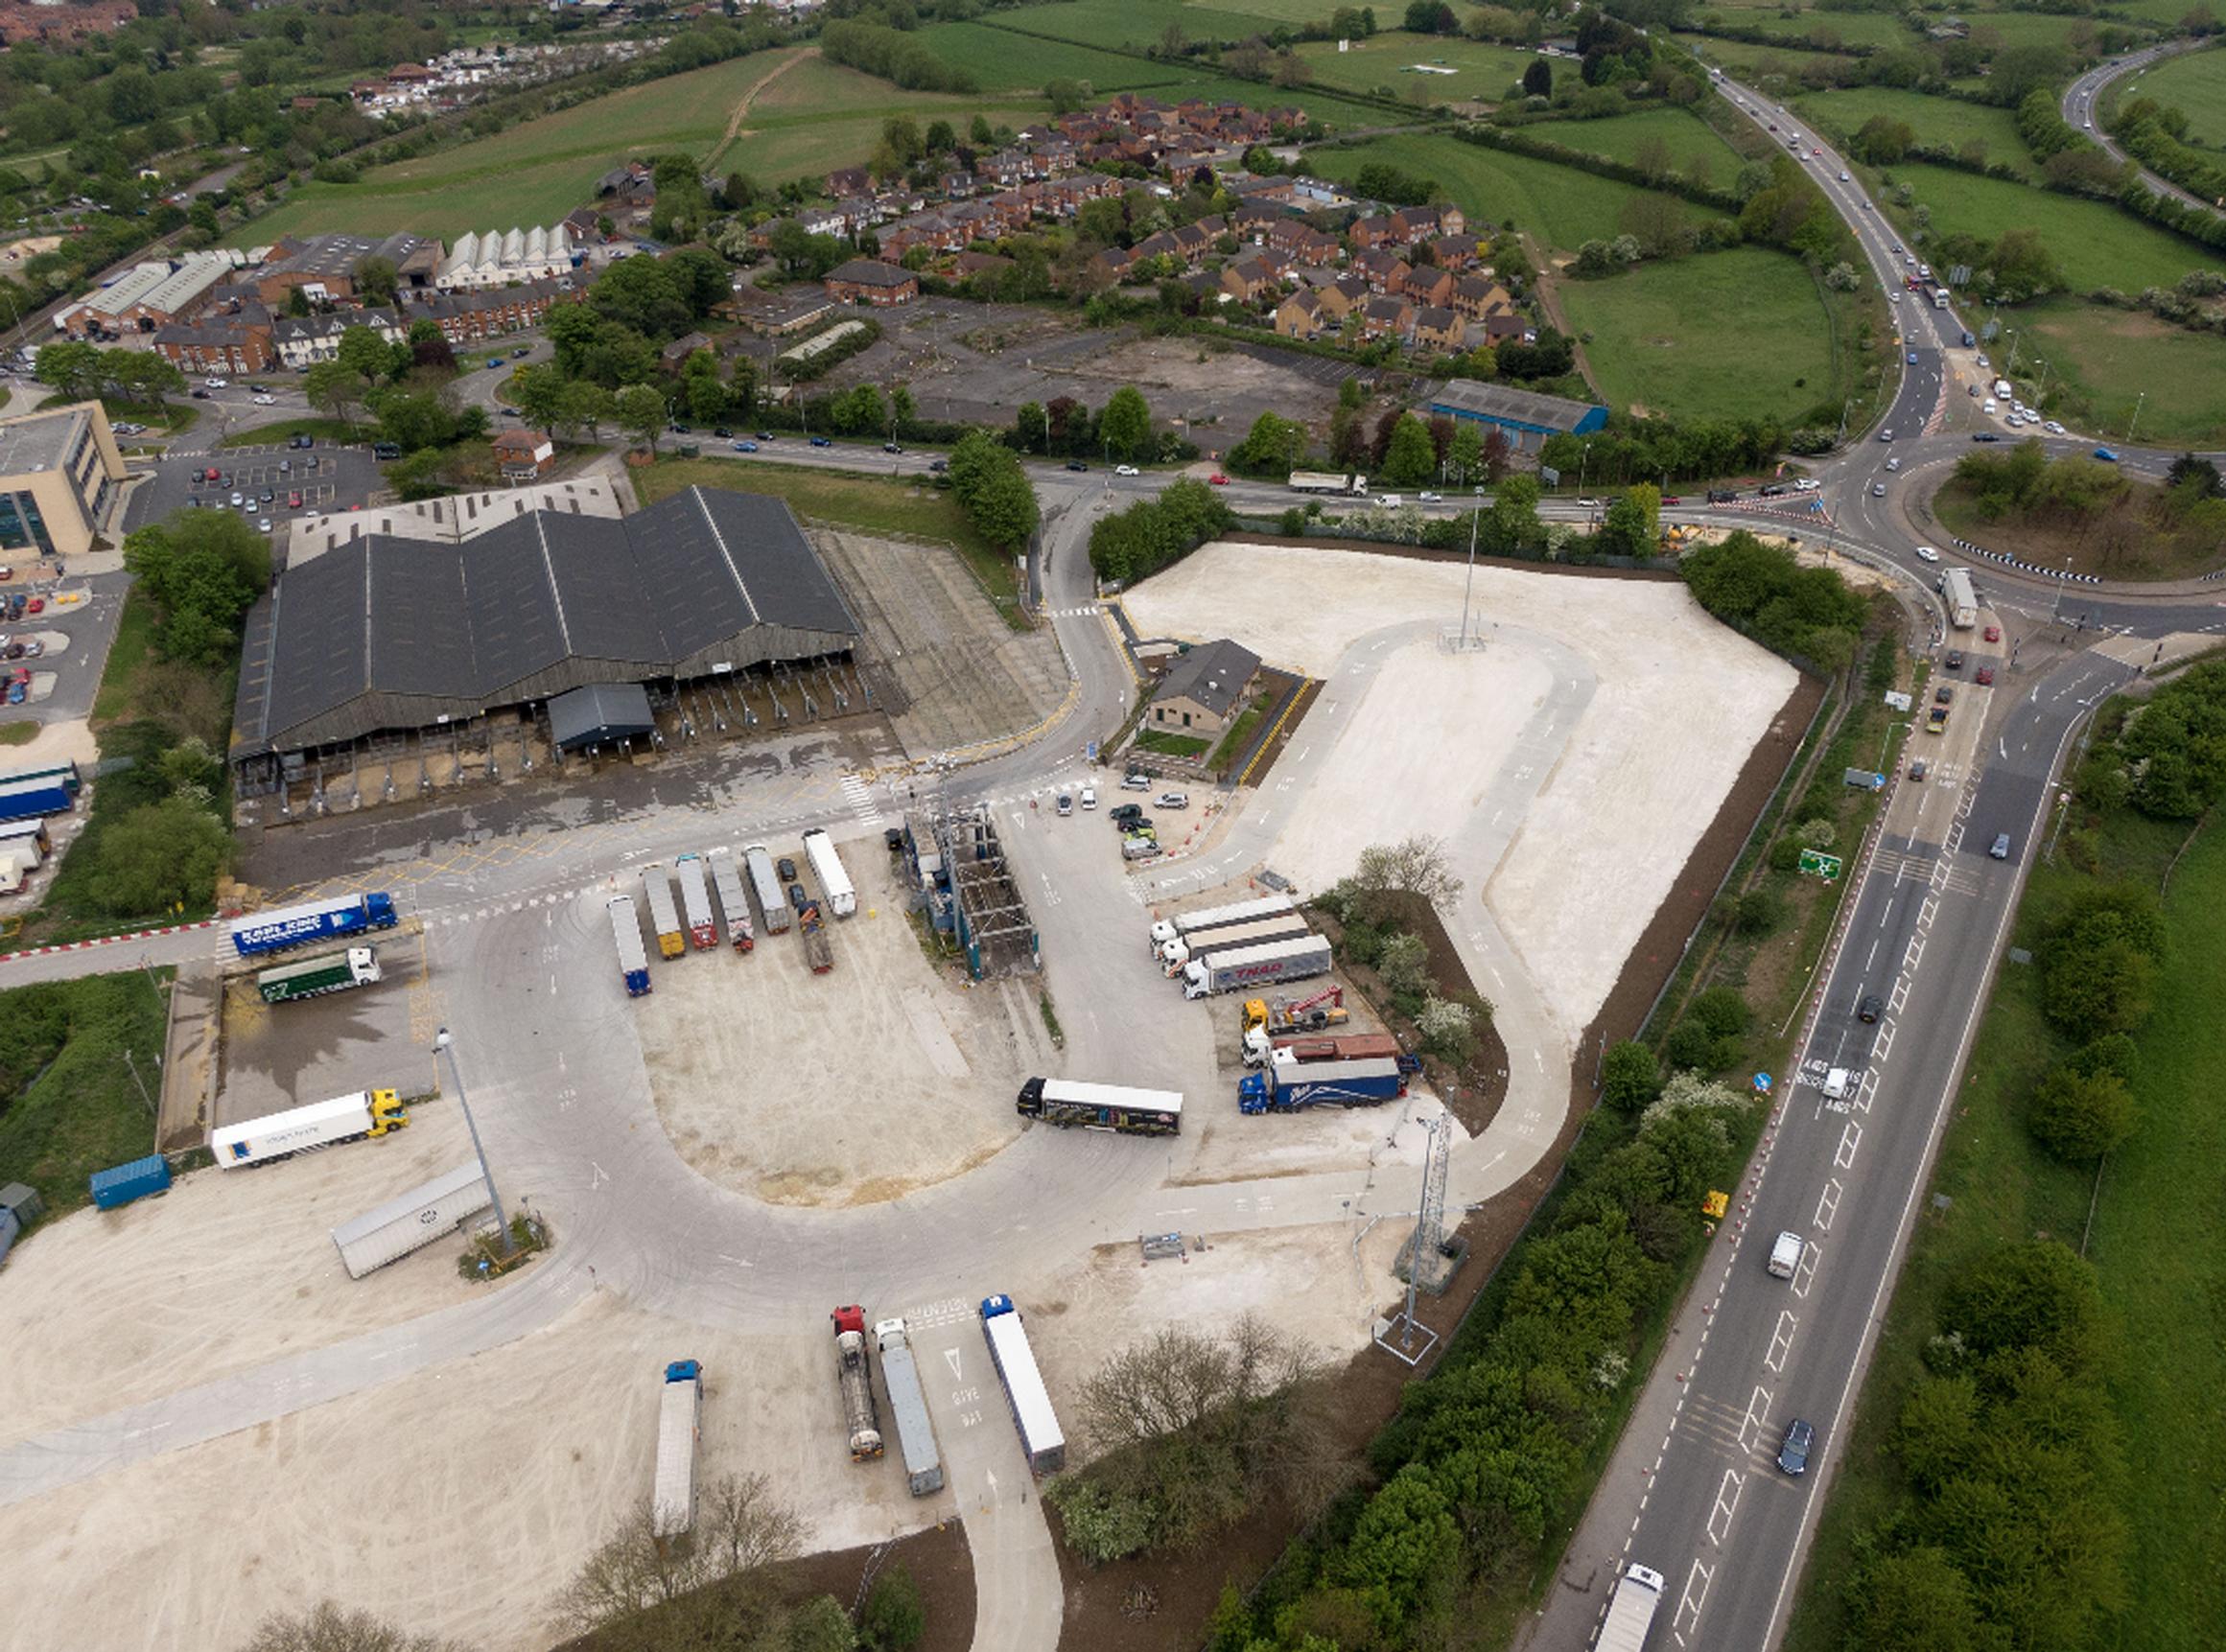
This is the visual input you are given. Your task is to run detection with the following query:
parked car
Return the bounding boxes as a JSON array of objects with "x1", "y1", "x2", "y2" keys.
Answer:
[
  {"x1": 288, "y1": 492, "x2": 302, "y2": 508},
  {"x1": 1079, "y1": 785, "x2": 1097, "y2": 809},
  {"x1": 4, "y1": 642, "x2": 19, "y2": 659},
  {"x1": 5, "y1": 682, "x2": 22, "y2": 706},
  {"x1": 1065, "y1": 459, "x2": 1087, "y2": 471},
  {"x1": 1154, "y1": 791, "x2": 1189, "y2": 809},
  {"x1": 229, "y1": 492, "x2": 244, "y2": 506},
  {"x1": 290, "y1": 433, "x2": 315, "y2": 449},
  {"x1": 1120, "y1": 772, "x2": 1150, "y2": 791},
  {"x1": 1114, "y1": 464, "x2": 1138, "y2": 477},
  {"x1": 1976, "y1": 664, "x2": 1996, "y2": 685},
  {"x1": 190, "y1": 388, "x2": 210, "y2": 399},
  {"x1": 24, "y1": 596, "x2": 39, "y2": 614},
  {"x1": 1056, "y1": 793, "x2": 1072, "y2": 816},
  {"x1": 810, "y1": 436, "x2": 832, "y2": 448},
  {"x1": 252, "y1": 393, "x2": 275, "y2": 406},
  {"x1": 1972, "y1": 432, "x2": 2002, "y2": 443},
  {"x1": 1110, "y1": 803, "x2": 1142, "y2": 826},
  {"x1": 786, "y1": 882, "x2": 808, "y2": 913},
  {"x1": 257, "y1": 518, "x2": 272, "y2": 533},
  {"x1": 22, "y1": 639, "x2": 40, "y2": 658},
  {"x1": 1945, "y1": 650, "x2": 1964, "y2": 670},
  {"x1": 775, "y1": 856, "x2": 798, "y2": 882}
]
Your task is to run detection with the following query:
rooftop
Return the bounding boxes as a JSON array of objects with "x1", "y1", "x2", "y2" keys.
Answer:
[
  {"x1": 0, "y1": 404, "x2": 92, "y2": 478},
  {"x1": 1428, "y1": 378, "x2": 1606, "y2": 433},
  {"x1": 1151, "y1": 637, "x2": 1261, "y2": 719}
]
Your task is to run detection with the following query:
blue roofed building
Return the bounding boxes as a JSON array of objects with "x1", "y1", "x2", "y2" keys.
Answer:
[{"x1": 1425, "y1": 379, "x2": 1608, "y2": 453}]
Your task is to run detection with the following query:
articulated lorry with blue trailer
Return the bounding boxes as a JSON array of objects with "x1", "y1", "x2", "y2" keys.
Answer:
[
  {"x1": 1238, "y1": 1055, "x2": 1410, "y2": 1113},
  {"x1": 608, "y1": 896, "x2": 651, "y2": 996},
  {"x1": 229, "y1": 892, "x2": 399, "y2": 957},
  {"x1": 0, "y1": 777, "x2": 77, "y2": 824}
]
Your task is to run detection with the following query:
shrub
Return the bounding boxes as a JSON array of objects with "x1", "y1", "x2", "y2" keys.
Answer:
[{"x1": 2027, "y1": 1065, "x2": 2139, "y2": 1163}]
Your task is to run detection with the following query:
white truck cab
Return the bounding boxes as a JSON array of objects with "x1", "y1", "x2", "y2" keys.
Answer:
[{"x1": 1822, "y1": 1066, "x2": 1853, "y2": 1100}]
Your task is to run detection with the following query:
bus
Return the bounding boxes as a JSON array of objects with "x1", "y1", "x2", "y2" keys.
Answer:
[
  {"x1": 1017, "y1": 1078, "x2": 1183, "y2": 1136},
  {"x1": 979, "y1": 1295, "x2": 1065, "y2": 1475}
]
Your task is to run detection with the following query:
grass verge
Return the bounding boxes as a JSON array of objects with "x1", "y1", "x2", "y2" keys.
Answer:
[
  {"x1": 1787, "y1": 802, "x2": 2224, "y2": 1652},
  {"x1": 1932, "y1": 473, "x2": 2226, "y2": 581},
  {"x1": 1207, "y1": 689, "x2": 1274, "y2": 775},
  {"x1": 218, "y1": 417, "x2": 365, "y2": 449},
  {"x1": 1135, "y1": 728, "x2": 1209, "y2": 757},
  {"x1": 631, "y1": 455, "x2": 1026, "y2": 629},
  {"x1": 0, "y1": 722, "x2": 37, "y2": 746},
  {"x1": 0, "y1": 970, "x2": 170, "y2": 1222},
  {"x1": 89, "y1": 587, "x2": 158, "y2": 728}
]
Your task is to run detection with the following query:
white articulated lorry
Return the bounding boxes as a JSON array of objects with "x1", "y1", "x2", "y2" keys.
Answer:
[
  {"x1": 1147, "y1": 893, "x2": 1296, "y2": 953},
  {"x1": 1182, "y1": 934, "x2": 1334, "y2": 1000},
  {"x1": 653, "y1": 1360, "x2": 703, "y2": 1539},
  {"x1": 1158, "y1": 910, "x2": 1312, "y2": 973},
  {"x1": 1596, "y1": 1561, "x2": 1666, "y2": 1652},
  {"x1": 874, "y1": 1317, "x2": 947, "y2": 1495},
  {"x1": 803, "y1": 827, "x2": 856, "y2": 918}
]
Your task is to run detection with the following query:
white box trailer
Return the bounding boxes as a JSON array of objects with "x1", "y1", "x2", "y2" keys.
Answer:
[
  {"x1": 641, "y1": 864, "x2": 686, "y2": 959},
  {"x1": 803, "y1": 828, "x2": 856, "y2": 918},
  {"x1": 673, "y1": 853, "x2": 718, "y2": 949},
  {"x1": 706, "y1": 847, "x2": 755, "y2": 950},
  {"x1": 1182, "y1": 934, "x2": 1334, "y2": 1000},
  {"x1": 329, "y1": 1161, "x2": 491, "y2": 1279},
  {"x1": 1597, "y1": 1562, "x2": 1666, "y2": 1652},
  {"x1": 654, "y1": 1361, "x2": 703, "y2": 1538},
  {"x1": 1148, "y1": 892, "x2": 1295, "y2": 949},
  {"x1": 211, "y1": 1089, "x2": 408, "y2": 1169},
  {"x1": 875, "y1": 1317, "x2": 946, "y2": 1495},
  {"x1": 745, "y1": 843, "x2": 791, "y2": 933},
  {"x1": 1942, "y1": 567, "x2": 1978, "y2": 630},
  {"x1": 1159, "y1": 911, "x2": 1311, "y2": 971}
]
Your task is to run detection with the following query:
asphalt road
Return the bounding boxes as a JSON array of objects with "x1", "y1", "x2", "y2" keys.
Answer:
[{"x1": 2062, "y1": 43, "x2": 2217, "y2": 215}]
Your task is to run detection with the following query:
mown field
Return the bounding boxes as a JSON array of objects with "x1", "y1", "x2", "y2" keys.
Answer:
[
  {"x1": 1786, "y1": 806, "x2": 2226, "y2": 1652},
  {"x1": 1527, "y1": 105, "x2": 1747, "y2": 181},
  {"x1": 1289, "y1": 30, "x2": 1539, "y2": 104},
  {"x1": 1885, "y1": 162, "x2": 2212, "y2": 293},
  {"x1": 2020, "y1": 297, "x2": 2226, "y2": 447},
  {"x1": 944, "y1": 0, "x2": 1317, "y2": 52},
  {"x1": 1558, "y1": 246, "x2": 1837, "y2": 424},
  {"x1": 1314, "y1": 132, "x2": 1652, "y2": 248},
  {"x1": 1674, "y1": 32, "x2": 1857, "y2": 81},
  {"x1": 2137, "y1": 43, "x2": 2226, "y2": 147},
  {"x1": 1793, "y1": 85, "x2": 2034, "y2": 174}
]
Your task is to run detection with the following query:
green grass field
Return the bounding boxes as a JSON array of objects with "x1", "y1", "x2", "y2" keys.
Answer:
[
  {"x1": 1675, "y1": 33, "x2": 1856, "y2": 80},
  {"x1": 2017, "y1": 296, "x2": 2226, "y2": 446},
  {"x1": 914, "y1": 20, "x2": 1184, "y2": 92},
  {"x1": 1886, "y1": 162, "x2": 2212, "y2": 293},
  {"x1": 1709, "y1": 9, "x2": 1908, "y2": 49},
  {"x1": 2136, "y1": 43, "x2": 2226, "y2": 147},
  {"x1": 944, "y1": 0, "x2": 1314, "y2": 52},
  {"x1": 1558, "y1": 246, "x2": 1836, "y2": 422},
  {"x1": 1290, "y1": 30, "x2": 1539, "y2": 104},
  {"x1": 0, "y1": 972, "x2": 171, "y2": 1222},
  {"x1": 1526, "y1": 105, "x2": 1746, "y2": 181},
  {"x1": 1315, "y1": 133, "x2": 1652, "y2": 248},
  {"x1": 1785, "y1": 806, "x2": 2226, "y2": 1652},
  {"x1": 1793, "y1": 86, "x2": 2033, "y2": 174}
]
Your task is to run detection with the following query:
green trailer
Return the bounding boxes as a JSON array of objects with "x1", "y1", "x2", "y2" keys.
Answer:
[{"x1": 256, "y1": 945, "x2": 382, "y2": 1005}]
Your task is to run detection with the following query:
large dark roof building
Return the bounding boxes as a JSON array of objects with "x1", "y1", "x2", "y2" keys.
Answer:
[{"x1": 232, "y1": 486, "x2": 858, "y2": 768}]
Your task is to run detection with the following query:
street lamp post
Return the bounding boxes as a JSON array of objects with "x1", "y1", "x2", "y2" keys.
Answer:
[
  {"x1": 2127, "y1": 389, "x2": 2146, "y2": 444},
  {"x1": 1459, "y1": 485, "x2": 1485, "y2": 646},
  {"x1": 433, "y1": 1027, "x2": 512, "y2": 1256},
  {"x1": 1578, "y1": 441, "x2": 1592, "y2": 499}
]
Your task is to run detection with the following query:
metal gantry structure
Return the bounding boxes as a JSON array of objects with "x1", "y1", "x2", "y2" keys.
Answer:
[{"x1": 926, "y1": 791, "x2": 1039, "y2": 981}]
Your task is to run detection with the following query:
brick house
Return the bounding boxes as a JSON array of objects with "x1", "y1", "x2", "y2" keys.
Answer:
[
  {"x1": 1411, "y1": 305, "x2": 1463, "y2": 351},
  {"x1": 271, "y1": 308, "x2": 406, "y2": 371},
  {"x1": 152, "y1": 315, "x2": 275, "y2": 375},
  {"x1": 494, "y1": 429, "x2": 556, "y2": 482},
  {"x1": 823, "y1": 258, "x2": 919, "y2": 306},
  {"x1": 1432, "y1": 234, "x2": 1482, "y2": 269},
  {"x1": 1481, "y1": 311, "x2": 1532, "y2": 345},
  {"x1": 1359, "y1": 294, "x2": 1415, "y2": 341},
  {"x1": 1221, "y1": 256, "x2": 1278, "y2": 304},
  {"x1": 1147, "y1": 638, "x2": 1261, "y2": 740},
  {"x1": 1347, "y1": 213, "x2": 1399, "y2": 251},
  {"x1": 408, "y1": 276, "x2": 574, "y2": 344},
  {"x1": 1450, "y1": 274, "x2": 1513, "y2": 320},
  {"x1": 1275, "y1": 289, "x2": 1325, "y2": 339},
  {"x1": 1316, "y1": 275, "x2": 1371, "y2": 321},
  {"x1": 1397, "y1": 264, "x2": 1455, "y2": 307},
  {"x1": 1353, "y1": 248, "x2": 1409, "y2": 293}
]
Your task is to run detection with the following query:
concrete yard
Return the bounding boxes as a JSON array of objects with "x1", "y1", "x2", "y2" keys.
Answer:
[
  {"x1": 214, "y1": 937, "x2": 435, "y2": 1128},
  {"x1": 1121, "y1": 543, "x2": 1798, "y2": 1026},
  {"x1": 638, "y1": 851, "x2": 1052, "y2": 1206},
  {"x1": 0, "y1": 1102, "x2": 499, "y2": 1443}
]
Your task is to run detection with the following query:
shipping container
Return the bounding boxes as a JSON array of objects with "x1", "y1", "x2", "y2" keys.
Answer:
[
  {"x1": 803, "y1": 829, "x2": 856, "y2": 918},
  {"x1": 641, "y1": 864, "x2": 687, "y2": 959},
  {"x1": 89, "y1": 1153, "x2": 172, "y2": 1210},
  {"x1": 674, "y1": 853, "x2": 719, "y2": 949},
  {"x1": 329, "y1": 1161, "x2": 491, "y2": 1279}
]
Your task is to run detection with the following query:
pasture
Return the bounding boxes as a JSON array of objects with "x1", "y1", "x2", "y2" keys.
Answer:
[
  {"x1": 1290, "y1": 30, "x2": 1539, "y2": 103},
  {"x1": 1313, "y1": 133, "x2": 1654, "y2": 249},
  {"x1": 2022, "y1": 298, "x2": 2226, "y2": 447},
  {"x1": 1886, "y1": 162, "x2": 2212, "y2": 293},
  {"x1": 1526, "y1": 105, "x2": 1746, "y2": 183},
  {"x1": 1793, "y1": 85, "x2": 2033, "y2": 173},
  {"x1": 1556, "y1": 246, "x2": 1838, "y2": 424},
  {"x1": 2135, "y1": 43, "x2": 2226, "y2": 147}
]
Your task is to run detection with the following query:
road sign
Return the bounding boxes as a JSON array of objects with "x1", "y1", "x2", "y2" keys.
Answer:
[
  {"x1": 1539, "y1": 465, "x2": 1560, "y2": 486},
  {"x1": 1752, "y1": 1073, "x2": 1773, "y2": 1093},
  {"x1": 1798, "y1": 849, "x2": 1843, "y2": 881},
  {"x1": 1949, "y1": 263, "x2": 1972, "y2": 288}
]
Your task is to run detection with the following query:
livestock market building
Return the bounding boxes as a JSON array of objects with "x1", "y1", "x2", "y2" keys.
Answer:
[{"x1": 229, "y1": 485, "x2": 860, "y2": 793}]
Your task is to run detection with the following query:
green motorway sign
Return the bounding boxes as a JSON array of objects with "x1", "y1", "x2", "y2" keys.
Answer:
[{"x1": 1799, "y1": 849, "x2": 1843, "y2": 881}]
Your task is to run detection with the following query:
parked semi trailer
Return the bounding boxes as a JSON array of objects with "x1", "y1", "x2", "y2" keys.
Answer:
[
  {"x1": 745, "y1": 844, "x2": 792, "y2": 934},
  {"x1": 1182, "y1": 934, "x2": 1333, "y2": 1000},
  {"x1": 256, "y1": 945, "x2": 382, "y2": 1005},
  {"x1": 1159, "y1": 911, "x2": 1311, "y2": 973},
  {"x1": 329, "y1": 1161, "x2": 491, "y2": 1279},
  {"x1": 980, "y1": 1294, "x2": 1065, "y2": 1474},
  {"x1": 831, "y1": 1305, "x2": 884, "y2": 1460},
  {"x1": 654, "y1": 1360, "x2": 704, "y2": 1538},
  {"x1": 673, "y1": 853, "x2": 719, "y2": 950},
  {"x1": 707, "y1": 847, "x2": 756, "y2": 951},
  {"x1": 640, "y1": 864, "x2": 687, "y2": 959},
  {"x1": 1017, "y1": 1077, "x2": 1183, "y2": 1135},
  {"x1": 0, "y1": 778, "x2": 74, "y2": 824},
  {"x1": 212, "y1": 1089, "x2": 408, "y2": 1169},
  {"x1": 1147, "y1": 892, "x2": 1296, "y2": 952},
  {"x1": 874, "y1": 1318, "x2": 946, "y2": 1495},
  {"x1": 803, "y1": 828, "x2": 856, "y2": 918},
  {"x1": 89, "y1": 1153, "x2": 171, "y2": 1210},
  {"x1": 1596, "y1": 1562, "x2": 1666, "y2": 1652},
  {"x1": 229, "y1": 892, "x2": 399, "y2": 958},
  {"x1": 1238, "y1": 1055, "x2": 1408, "y2": 1113},
  {"x1": 1241, "y1": 1027, "x2": 1409, "y2": 1068},
  {"x1": 608, "y1": 896, "x2": 651, "y2": 997}
]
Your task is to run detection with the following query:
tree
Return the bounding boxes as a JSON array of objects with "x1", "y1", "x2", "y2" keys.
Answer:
[
  {"x1": 1846, "y1": 1546, "x2": 1986, "y2": 1651},
  {"x1": 1522, "y1": 58, "x2": 1552, "y2": 97},
  {"x1": 87, "y1": 794, "x2": 232, "y2": 918},
  {"x1": 1099, "y1": 384, "x2": 1153, "y2": 459},
  {"x1": 1597, "y1": 493, "x2": 1654, "y2": 556},
  {"x1": 559, "y1": 1475, "x2": 801, "y2": 1630},
  {"x1": 122, "y1": 508, "x2": 269, "y2": 666},
  {"x1": 303, "y1": 361, "x2": 370, "y2": 429},
  {"x1": 354, "y1": 256, "x2": 399, "y2": 309},
  {"x1": 33, "y1": 339, "x2": 104, "y2": 402},
  {"x1": 557, "y1": 380, "x2": 613, "y2": 442},
  {"x1": 337, "y1": 326, "x2": 398, "y2": 385},
  {"x1": 2027, "y1": 1065, "x2": 2138, "y2": 1162},
  {"x1": 968, "y1": 460, "x2": 1040, "y2": 550},
  {"x1": 1376, "y1": 931, "x2": 1433, "y2": 998},
  {"x1": 1380, "y1": 412, "x2": 1437, "y2": 486},
  {"x1": 616, "y1": 384, "x2": 668, "y2": 454},
  {"x1": 511, "y1": 363, "x2": 567, "y2": 431},
  {"x1": 1416, "y1": 994, "x2": 1477, "y2": 1061},
  {"x1": 1228, "y1": 409, "x2": 1308, "y2": 476},
  {"x1": 1352, "y1": 834, "x2": 1465, "y2": 917},
  {"x1": 859, "y1": 1565, "x2": 926, "y2": 1650},
  {"x1": 238, "y1": 1599, "x2": 465, "y2": 1652},
  {"x1": 1485, "y1": 472, "x2": 1541, "y2": 554},
  {"x1": 1601, "y1": 1041, "x2": 1661, "y2": 1112}
]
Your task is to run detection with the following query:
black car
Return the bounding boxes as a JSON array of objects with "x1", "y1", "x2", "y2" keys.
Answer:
[
  {"x1": 786, "y1": 882, "x2": 809, "y2": 913},
  {"x1": 1946, "y1": 649, "x2": 1965, "y2": 670},
  {"x1": 1858, "y1": 993, "x2": 1883, "y2": 1023},
  {"x1": 1758, "y1": 482, "x2": 1788, "y2": 497},
  {"x1": 755, "y1": 430, "x2": 773, "y2": 441},
  {"x1": 190, "y1": 388, "x2": 211, "y2": 399},
  {"x1": 1110, "y1": 803, "x2": 1142, "y2": 825},
  {"x1": 883, "y1": 441, "x2": 902, "y2": 454},
  {"x1": 714, "y1": 427, "x2": 733, "y2": 439},
  {"x1": 1972, "y1": 432, "x2": 2002, "y2": 443},
  {"x1": 1066, "y1": 459, "x2": 1088, "y2": 472},
  {"x1": 1778, "y1": 1418, "x2": 1815, "y2": 1476},
  {"x1": 1934, "y1": 685, "x2": 1954, "y2": 704},
  {"x1": 776, "y1": 856, "x2": 798, "y2": 882}
]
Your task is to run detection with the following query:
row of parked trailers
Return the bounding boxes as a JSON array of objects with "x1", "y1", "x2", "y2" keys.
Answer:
[{"x1": 609, "y1": 835, "x2": 854, "y2": 996}]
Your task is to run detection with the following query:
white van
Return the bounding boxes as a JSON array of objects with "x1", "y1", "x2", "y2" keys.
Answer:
[
  {"x1": 1769, "y1": 1231, "x2": 1805, "y2": 1279},
  {"x1": 1982, "y1": 399, "x2": 1997, "y2": 414},
  {"x1": 1822, "y1": 1067, "x2": 1853, "y2": 1100}
]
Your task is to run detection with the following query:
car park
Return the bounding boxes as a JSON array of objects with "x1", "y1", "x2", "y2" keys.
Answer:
[{"x1": 1777, "y1": 1419, "x2": 1815, "y2": 1477}]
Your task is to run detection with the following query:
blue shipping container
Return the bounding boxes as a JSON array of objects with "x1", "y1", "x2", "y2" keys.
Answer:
[
  {"x1": 89, "y1": 1154, "x2": 172, "y2": 1210},
  {"x1": 0, "y1": 781, "x2": 74, "y2": 824}
]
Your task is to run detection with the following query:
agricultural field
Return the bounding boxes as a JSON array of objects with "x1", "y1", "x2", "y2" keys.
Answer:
[
  {"x1": 1314, "y1": 133, "x2": 1652, "y2": 249},
  {"x1": 717, "y1": 55, "x2": 1049, "y2": 183},
  {"x1": 2020, "y1": 297, "x2": 2226, "y2": 447},
  {"x1": 948, "y1": 0, "x2": 1317, "y2": 51},
  {"x1": 1526, "y1": 105, "x2": 1747, "y2": 181},
  {"x1": 1675, "y1": 32, "x2": 1858, "y2": 81},
  {"x1": 1556, "y1": 246, "x2": 1837, "y2": 424},
  {"x1": 2136, "y1": 43, "x2": 2226, "y2": 147},
  {"x1": 1785, "y1": 808, "x2": 2226, "y2": 1652},
  {"x1": 1701, "y1": 8, "x2": 1909, "y2": 49},
  {"x1": 911, "y1": 20, "x2": 1181, "y2": 93},
  {"x1": 1290, "y1": 30, "x2": 1540, "y2": 104},
  {"x1": 1885, "y1": 162, "x2": 2213, "y2": 293},
  {"x1": 1793, "y1": 85, "x2": 2033, "y2": 174}
]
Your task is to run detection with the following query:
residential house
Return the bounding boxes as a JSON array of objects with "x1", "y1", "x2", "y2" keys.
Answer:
[
  {"x1": 493, "y1": 429, "x2": 556, "y2": 482},
  {"x1": 952, "y1": 250, "x2": 1016, "y2": 282},
  {"x1": 1221, "y1": 257, "x2": 1279, "y2": 305},
  {"x1": 1411, "y1": 305, "x2": 1463, "y2": 352},
  {"x1": 597, "y1": 161, "x2": 655, "y2": 202},
  {"x1": 660, "y1": 330, "x2": 712, "y2": 369},
  {"x1": 408, "y1": 276, "x2": 574, "y2": 344},
  {"x1": 1233, "y1": 203, "x2": 1285, "y2": 240},
  {"x1": 152, "y1": 312, "x2": 275, "y2": 375},
  {"x1": 825, "y1": 166, "x2": 872, "y2": 198},
  {"x1": 1388, "y1": 204, "x2": 1464, "y2": 242},
  {"x1": 1317, "y1": 274, "x2": 1371, "y2": 321},
  {"x1": 824, "y1": 258, "x2": 919, "y2": 306},
  {"x1": 1449, "y1": 274, "x2": 1513, "y2": 320},
  {"x1": 1348, "y1": 213, "x2": 1400, "y2": 251},
  {"x1": 1275, "y1": 289, "x2": 1325, "y2": 340},
  {"x1": 1147, "y1": 638, "x2": 1261, "y2": 740},
  {"x1": 1397, "y1": 264, "x2": 1455, "y2": 308},
  {"x1": 1480, "y1": 312, "x2": 1531, "y2": 346},
  {"x1": 1359, "y1": 294, "x2": 1415, "y2": 341},
  {"x1": 271, "y1": 308, "x2": 406, "y2": 371},
  {"x1": 1353, "y1": 248, "x2": 1409, "y2": 293},
  {"x1": 1432, "y1": 234, "x2": 1482, "y2": 269}
]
